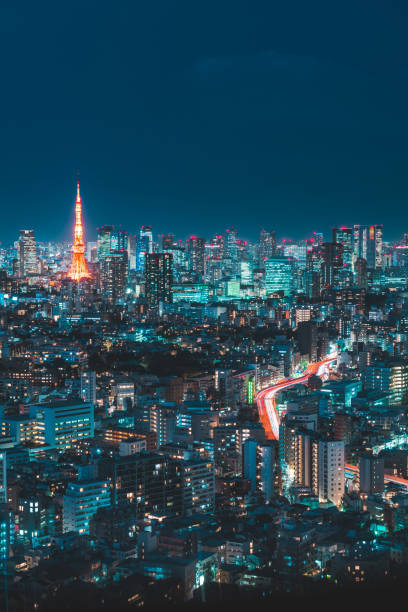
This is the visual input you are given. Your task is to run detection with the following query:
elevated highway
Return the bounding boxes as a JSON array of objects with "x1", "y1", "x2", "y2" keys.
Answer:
[{"x1": 256, "y1": 355, "x2": 337, "y2": 440}]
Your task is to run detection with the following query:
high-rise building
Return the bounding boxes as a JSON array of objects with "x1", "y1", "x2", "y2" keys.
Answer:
[
  {"x1": 17, "y1": 229, "x2": 39, "y2": 277},
  {"x1": 355, "y1": 257, "x2": 368, "y2": 289},
  {"x1": 97, "y1": 226, "x2": 113, "y2": 261},
  {"x1": 264, "y1": 256, "x2": 294, "y2": 296},
  {"x1": 81, "y1": 370, "x2": 96, "y2": 404},
  {"x1": 359, "y1": 453, "x2": 384, "y2": 495},
  {"x1": 333, "y1": 227, "x2": 353, "y2": 269},
  {"x1": 321, "y1": 242, "x2": 343, "y2": 289},
  {"x1": 187, "y1": 236, "x2": 205, "y2": 279},
  {"x1": 145, "y1": 253, "x2": 173, "y2": 305},
  {"x1": 68, "y1": 182, "x2": 91, "y2": 282},
  {"x1": 101, "y1": 452, "x2": 183, "y2": 517},
  {"x1": 294, "y1": 431, "x2": 344, "y2": 507},
  {"x1": 136, "y1": 226, "x2": 153, "y2": 272},
  {"x1": 63, "y1": 479, "x2": 110, "y2": 534},
  {"x1": 101, "y1": 251, "x2": 128, "y2": 302},
  {"x1": 259, "y1": 229, "x2": 277, "y2": 265},
  {"x1": 128, "y1": 234, "x2": 137, "y2": 269},
  {"x1": 97, "y1": 226, "x2": 128, "y2": 261},
  {"x1": 353, "y1": 224, "x2": 383, "y2": 269},
  {"x1": 305, "y1": 247, "x2": 321, "y2": 298}
]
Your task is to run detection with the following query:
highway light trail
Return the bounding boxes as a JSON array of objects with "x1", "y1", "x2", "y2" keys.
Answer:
[{"x1": 255, "y1": 355, "x2": 337, "y2": 440}]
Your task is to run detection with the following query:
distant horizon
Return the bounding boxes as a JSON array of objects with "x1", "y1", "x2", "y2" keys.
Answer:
[{"x1": 2, "y1": 2, "x2": 408, "y2": 246}]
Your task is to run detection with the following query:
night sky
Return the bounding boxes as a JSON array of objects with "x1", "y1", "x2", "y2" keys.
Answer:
[{"x1": 2, "y1": 0, "x2": 408, "y2": 243}]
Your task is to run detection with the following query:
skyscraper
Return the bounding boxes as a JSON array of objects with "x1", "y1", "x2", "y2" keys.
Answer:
[
  {"x1": 353, "y1": 224, "x2": 383, "y2": 269},
  {"x1": 145, "y1": 253, "x2": 173, "y2": 305},
  {"x1": 264, "y1": 256, "x2": 293, "y2": 296},
  {"x1": 136, "y1": 226, "x2": 153, "y2": 272},
  {"x1": 68, "y1": 182, "x2": 91, "y2": 282},
  {"x1": 101, "y1": 251, "x2": 128, "y2": 302},
  {"x1": 294, "y1": 431, "x2": 344, "y2": 507},
  {"x1": 333, "y1": 227, "x2": 353, "y2": 269},
  {"x1": 97, "y1": 226, "x2": 128, "y2": 261},
  {"x1": 355, "y1": 257, "x2": 368, "y2": 289},
  {"x1": 321, "y1": 242, "x2": 343, "y2": 289},
  {"x1": 259, "y1": 229, "x2": 277, "y2": 265},
  {"x1": 63, "y1": 479, "x2": 110, "y2": 534},
  {"x1": 187, "y1": 236, "x2": 205, "y2": 279},
  {"x1": 17, "y1": 229, "x2": 39, "y2": 277}
]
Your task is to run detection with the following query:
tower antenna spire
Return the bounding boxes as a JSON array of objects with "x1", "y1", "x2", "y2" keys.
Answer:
[{"x1": 68, "y1": 180, "x2": 91, "y2": 282}]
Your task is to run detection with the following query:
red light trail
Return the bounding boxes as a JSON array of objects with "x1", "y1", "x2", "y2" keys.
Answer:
[{"x1": 256, "y1": 356, "x2": 337, "y2": 440}]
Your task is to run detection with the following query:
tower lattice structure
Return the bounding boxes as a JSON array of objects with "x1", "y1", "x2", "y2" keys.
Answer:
[{"x1": 68, "y1": 181, "x2": 91, "y2": 281}]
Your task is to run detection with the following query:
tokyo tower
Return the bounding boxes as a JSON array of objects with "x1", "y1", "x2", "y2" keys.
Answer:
[{"x1": 68, "y1": 181, "x2": 91, "y2": 281}]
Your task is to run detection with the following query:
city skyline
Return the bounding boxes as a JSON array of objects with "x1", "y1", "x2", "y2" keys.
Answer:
[{"x1": 3, "y1": 2, "x2": 408, "y2": 608}]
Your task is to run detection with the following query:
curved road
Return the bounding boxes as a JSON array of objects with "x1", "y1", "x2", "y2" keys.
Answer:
[
  {"x1": 256, "y1": 356, "x2": 408, "y2": 489},
  {"x1": 256, "y1": 355, "x2": 338, "y2": 440}
]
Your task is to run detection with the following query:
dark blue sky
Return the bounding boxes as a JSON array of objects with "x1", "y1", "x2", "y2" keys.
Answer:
[{"x1": 1, "y1": 0, "x2": 408, "y2": 244}]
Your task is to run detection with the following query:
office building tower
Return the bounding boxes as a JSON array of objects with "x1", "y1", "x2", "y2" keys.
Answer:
[
  {"x1": 136, "y1": 226, "x2": 153, "y2": 272},
  {"x1": 294, "y1": 431, "x2": 344, "y2": 507},
  {"x1": 321, "y1": 242, "x2": 343, "y2": 289},
  {"x1": 101, "y1": 250, "x2": 128, "y2": 302},
  {"x1": 163, "y1": 245, "x2": 188, "y2": 281},
  {"x1": 353, "y1": 224, "x2": 383, "y2": 269},
  {"x1": 113, "y1": 378, "x2": 135, "y2": 410},
  {"x1": 187, "y1": 236, "x2": 205, "y2": 279},
  {"x1": 29, "y1": 400, "x2": 94, "y2": 450},
  {"x1": 296, "y1": 321, "x2": 318, "y2": 362},
  {"x1": 86, "y1": 241, "x2": 98, "y2": 263},
  {"x1": 81, "y1": 370, "x2": 96, "y2": 404},
  {"x1": 333, "y1": 227, "x2": 353, "y2": 269},
  {"x1": 225, "y1": 228, "x2": 239, "y2": 273},
  {"x1": 359, "y1": 453, "x2": 384, "y2": 495},
  {"x1": 305, "y1": 247, "x2": 321, "y2": 298},
  {"x1": 355, "y1": 257, "x2": 368, "y2": 289},
  {"x1": 240, "y1": 259, "x2": 253, "y2": 285},
  {"x1": 128, "y1": 233, "x2": 137, "y2": 269},
  {"x1": 97, "y1": 226, "x2": 128, "y2": 260},
  {"x1": 264, "y1": 256, "x2": 294, "y2": 296},
  {"x1": 17, "y1": 229, "x2": 39, "y2": 277},
  {"x1": 145, "y1": 253, "x2": 173, "y2": 305},
  {"x1": 259, "y1": 229, "x2": 277, "y2": 265},
  {"x1": 160, "y1": 234, "x2": 176, "y2": 250},
  {"x1": 97, "y1": 226, "x2": 113, "y2": 261},
  {"x1": 63, "y1": 479, "x2": 110, "y2": 534}
]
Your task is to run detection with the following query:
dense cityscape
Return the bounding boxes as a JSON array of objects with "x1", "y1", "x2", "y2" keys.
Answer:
[{"x1": 0, "y1": 182, "x2": 408, "y2": 609}]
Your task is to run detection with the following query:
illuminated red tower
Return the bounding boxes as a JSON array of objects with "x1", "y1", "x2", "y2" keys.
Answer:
[{"x1": 68, "y1": 181, "x2": 91, "y2": 281}]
